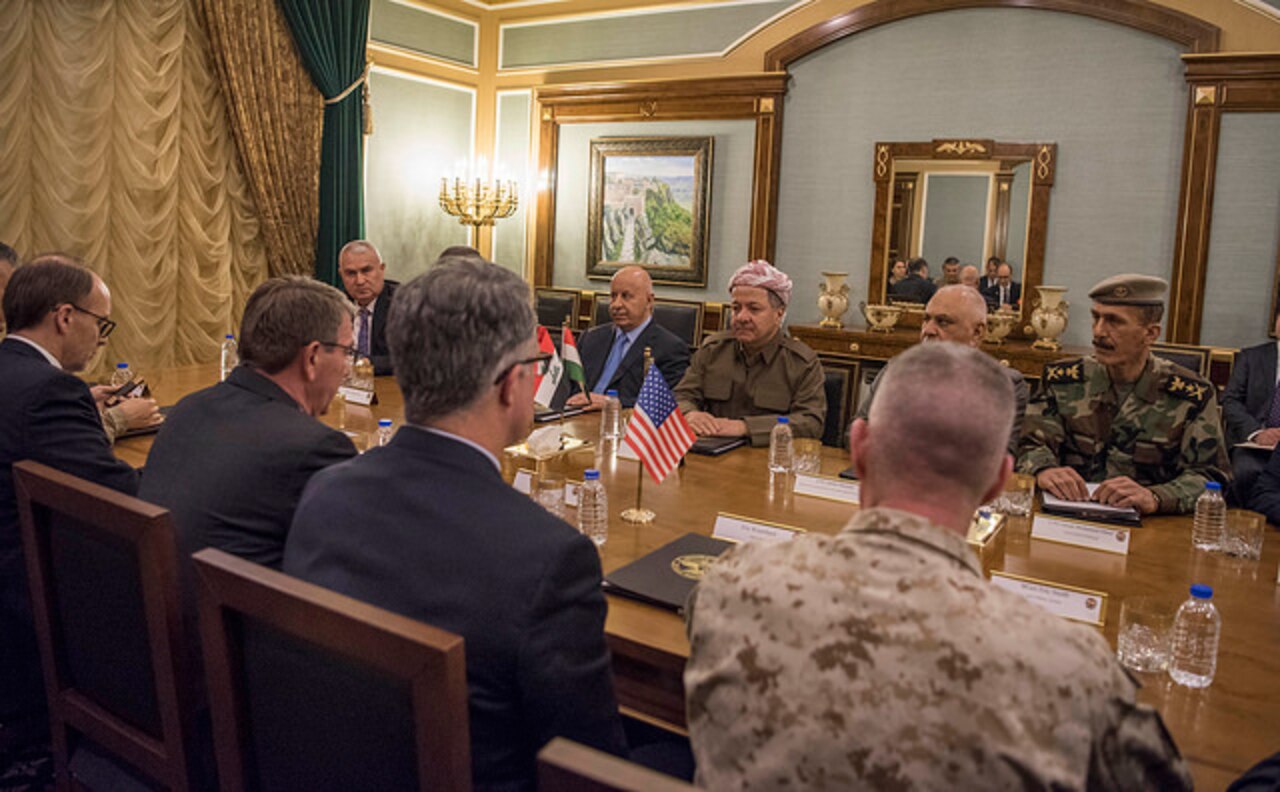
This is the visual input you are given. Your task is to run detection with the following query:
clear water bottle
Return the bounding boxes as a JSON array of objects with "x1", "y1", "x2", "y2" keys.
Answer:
[
  {"x1": 220, "y1": 334, "x2": 238, "y2": 381},
  {"x1": 111, "y1": 362, "x2": 132, "y2": 388},
  {"x1": 768, "y1": 416, "x2": 793, "y2": 474},
  {"x1": 1169, "y1": 584, "x2": 1221, "y2": 688},
  {"x1": 577, "y1": 469, "x2": 608, "y2": 547},
  {"x1": 600, "y1": 389, "x2": 622, "y2": 440},
  {"x1": 376, "y1": 419, "x2": 394, "y2": 447},
  {"x1": 1192, "y1": 481, "x2": 1225, "y2": 551}
]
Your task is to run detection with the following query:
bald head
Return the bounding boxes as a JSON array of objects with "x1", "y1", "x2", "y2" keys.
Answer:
[
  {"x1": 959, "y1": 265, "x2": 979, "y2": 289},
  {"x1": 609, "y1": 265, "x2": 654, "y2": 332},
  {"x1": 921, "y1": 284, "x2": 988, "y2": 346}
]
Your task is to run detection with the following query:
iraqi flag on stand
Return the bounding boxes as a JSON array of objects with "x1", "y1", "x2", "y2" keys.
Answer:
[
  {"x1": 562, "y1": 327, "x2": 586, "y2": 394},
  {"x1": 624, "y1": 365, "x2": 696, "y2": 484},
  {"x1": 533, "y1": 326, "x2": 563, "y2": 408}
]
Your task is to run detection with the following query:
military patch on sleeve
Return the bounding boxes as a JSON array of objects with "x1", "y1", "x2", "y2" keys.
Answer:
[
  {"x1": 1043, "y1": 360, "x2": 1083, "y2": 384},
  {"x1": 1165, "y1": 374, "x2": 1211, "y2": 407}
]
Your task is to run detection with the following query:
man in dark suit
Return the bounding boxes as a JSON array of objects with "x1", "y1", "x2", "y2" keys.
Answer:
[
  {"x1": 0, "y1": 254, "x2": 139, "y2": 735},
  {"x1": 140, "y1": 276, "x2": 357, "y2": 577},
  {"x1": 982, "y1": 262, "x2": 1021, "y2": 310},
  {"x1": 285, "y1": 251, "x2": 626, "y2": 790},
  {"x1": 1225, "y1": 313, "x2": 1280, "y2": 504},
  {"x1": 564, "y1": 265, "x2": 689, "y2": 408},
  {"x1": 338, "y1": 240, "x2": 398, "y2": 375},
  {"x1": 889, "y1": 258, "x2": 937, "y2": 304},
  {"x1": 981, "y1": 256, "x2": 1002, "y2": 291}
]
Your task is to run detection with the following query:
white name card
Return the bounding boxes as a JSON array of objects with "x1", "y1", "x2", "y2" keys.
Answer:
[
  {"x1": 1032, "y1": 515, "x2": 1131, "y2": 556},
  {"x1": 565, "y1": 481, "x2": 582, "y2": 508},
  {"x1": 990, "y1": 571, "x2": 1108, "y2": 626},
  {"x1": 512, "y1": 470, "x2": 533, "y2": 494},
  {"x1": 712, "y1": 513, "x2": 802, "y2": 545},
  {"x1": 339, "y1": 386, "x2": 375, "y2": 405},
  {"x1": 793, "y1": 473, "x2": 860, "y2": 504}
]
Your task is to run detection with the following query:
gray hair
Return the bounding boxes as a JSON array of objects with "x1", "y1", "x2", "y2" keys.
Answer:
[
  {"x1": 389, "y1": 255, "x2": 535, "y2": 423},
  {"x1": 238, "y1": 276, "x2": 355, "y2": 374},
  {"x1": 867, "y1": 343, "x2": 1013, "y2": 498},
  {"x1": 338, "y1": 239, "x2": 381, "y2": 264}
]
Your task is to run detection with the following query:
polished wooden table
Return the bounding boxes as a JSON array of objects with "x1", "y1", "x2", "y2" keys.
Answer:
[{"x1": 118, "y1": 365, "x2": 1280, "y2": 789}]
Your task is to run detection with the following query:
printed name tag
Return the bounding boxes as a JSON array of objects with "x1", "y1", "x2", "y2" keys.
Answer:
[
  {"x1": 512, "y1": 470, "x2": 533, "y2": 494},
  {"x1": 339, "y1": 386, "x2": 375, "y2": 405},
  {"x1": 616, "y1": 441, "x2": 640, "y2": 461},
  {"x1": 793, "y1": 473, "x2": 860, "y2": 504},
  {"x1": 565, "y1": 481, "x2": 581, "y2": 508},
  {"x1": 990, "y1": 571, "x2": 1108, "y2": 626},
  {"x1": 712, "y1": 513, "x2": 802, "y2": 544},
  {"x1": 1032, "y1": 515, "x2": 1131, "y2": 556}
]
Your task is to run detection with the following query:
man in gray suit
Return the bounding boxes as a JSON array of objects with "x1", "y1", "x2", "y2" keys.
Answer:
[{"x1": 1223, "y1": 312, "x2": 1280, "y2": 503}]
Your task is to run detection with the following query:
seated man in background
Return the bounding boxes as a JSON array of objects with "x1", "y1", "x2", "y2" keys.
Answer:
[
  {"x1": 888, "y1": 257, "x2": 936, "y2": 304},
  {"x1": 934, "y1": 255, "x2": 961, "y2": 286},
  {"x1": 675, "y1": 259, "x2": 825, "y2": 446},
  {"x1": 0, "y1": 254, "x2": 139, "y2": 739},
  {"x1": 981, "y1": 255, "x2": 1002, "y2": 290},
  {"x1": 982, "y1": 261, "x2": 1021, "y2": 310},
  {"x1": 285, "y1": 252, "x2": 626, "y2": 790},
  {"x1": 1018, "y1": 274, "x2": 1229, "y2": 514},
  {"x1": 1222, "y1": 311, "x2": 1280, "y2": 504},
  {"x1": 684, "y1": 343, "x2": 1191, "y2": 790},
  {"x1": 959, "y1": 263, "x2": 981, "y2": 290},
  {"x1": 140, "y1": 276, "x2": 357, "y2": 573},
  {"x1": 855, "y1": 285, "x2": 1028, "y2": 456},
  {"x1": 338, "y1": 239, "x2": 397, "y2": 375},
  {"x1": 564, "y1": 265, "x2": 688, "y2": 408}
]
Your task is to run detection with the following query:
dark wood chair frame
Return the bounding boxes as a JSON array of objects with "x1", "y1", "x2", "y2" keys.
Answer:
[
  {"x1": 537, "y1": 737, "x2": 696, "y2": 792},
  {"x1": 192, "y1": 547, "x2": 471, "y2": 792},
  {"x1": 820, "y1": 358, "x2": 860, "y2": 448},
  {"x1": 1151, "y1": 341, "x2": 1213, "y2": 378},
  {"x1": 536, "y1": 287, "x2": 583, "y2": 331},
  {"x1": 13, "y1": 459, "x2": 197, "y2": 791},
  {"x1": 652, "y1": 298, "x2": 706, "y2": 350}
]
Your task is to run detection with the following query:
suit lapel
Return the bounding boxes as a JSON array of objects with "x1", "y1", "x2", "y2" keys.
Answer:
[{"x1": 1258, "y1": 344, "x2": 1278, "y2": 421}]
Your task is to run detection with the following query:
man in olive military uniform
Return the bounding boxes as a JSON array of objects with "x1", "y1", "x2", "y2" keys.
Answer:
[
  {"x1": 674, "y1": 259, "x2": 825, "y2": 446},
  {"x1": 1017, "y1": 274, "x2": 1229, "y2": 514},
  {"x1": 685, "y1": 343, "x2": 1191, "y2": 790}
]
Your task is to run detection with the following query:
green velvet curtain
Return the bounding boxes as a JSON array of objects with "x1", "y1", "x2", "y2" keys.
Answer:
[{"x1": 277, "y1": 0, "x2": 369, "y2": 285}]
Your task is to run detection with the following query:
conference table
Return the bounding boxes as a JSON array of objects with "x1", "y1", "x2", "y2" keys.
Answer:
[{"x1": 116, "y1": 365, "x2": 1280, "y2": 789}]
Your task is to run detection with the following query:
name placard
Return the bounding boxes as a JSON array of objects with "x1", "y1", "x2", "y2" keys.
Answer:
[
  {"x1": 989, "y1": 571, "x2": 1108, "y2": 626},
  {"x1": 512, "y1": 469, "x2": 533, "y2": 495},
  {"x1": 339, "y1": 386, "x2": 375, "y2": 406},
  {"x1": 1032, "y1": 514, "x2": 1131, "y2": 556},
  {"x1": 712, "y1": 513, "x2": 803, "y2": 545},
  {"x1": 617, "y1": 441, "x2": 640, "y2": 461},
  {"x1": 793, "y1": 473, "x2": 860, "y2": 504},
  {"x1": 565, "y1": 481, "x2": 582, "y2": 508}
]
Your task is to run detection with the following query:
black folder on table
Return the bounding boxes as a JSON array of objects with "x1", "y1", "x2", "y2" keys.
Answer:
[
  {"x1": 688, "y1": 436, "x2": 747, "y2": 456},
  {"x1": 533, "y1": 405, "x2": 587, "y2": 423},
  {"x1": 603, "y1": 533, "x2": 735, "y2": 613},
  {"x1": 114, "y1": 405, "x2": 173, "y2": 440}
]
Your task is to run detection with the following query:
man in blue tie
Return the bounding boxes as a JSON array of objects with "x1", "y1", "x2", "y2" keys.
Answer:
[
  {"x1": 338, "y1": 240, "x2": 398, "y2": 375},
  {"x1": 565, "y1": 266, "x2": 689, "y2": 409}
]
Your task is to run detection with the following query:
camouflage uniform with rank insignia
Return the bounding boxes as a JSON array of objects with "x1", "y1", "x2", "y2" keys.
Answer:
[
  {"x1": 1017, "y1": 354, "x2": 1230, "y2": 514},
  {"x1": 684, "y1": 506, "x2": 1192, "y2": 791}
]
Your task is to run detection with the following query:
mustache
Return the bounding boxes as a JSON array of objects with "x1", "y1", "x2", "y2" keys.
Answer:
[{"x1": 1092, "y1": 338, "x2": 1115, "y2": 351}]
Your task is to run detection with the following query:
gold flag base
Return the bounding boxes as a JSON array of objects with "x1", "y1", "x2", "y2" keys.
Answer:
[{"x1": 620, "y1": 507, "x2": 655, "y2": 524}]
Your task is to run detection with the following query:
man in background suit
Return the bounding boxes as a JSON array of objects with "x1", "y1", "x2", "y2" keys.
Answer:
[
  {"x1": 286, "y1": 252, "x2": 626, "y2": 790},
  {"x1": 981, "y1": 256, "x2": 1002, "y2": 291},
  {"x1": 0, "y1": 254, "x2": 138, "y2": 741},
  {"x1": 889, "y1": 258, "x2": 937, "y2": 304},
  {"x1": 564, "y1": 265, "x2": 689, "y2": 408},
  {"x1": 983, "y1": 261, "x2": 1021, "y2": 310},
  {"x1": 338, "y1": 240, "x2": 397, "y2": 375},
  {"x1": 1224, "y1": 312, "x2": 1280, "y2": 504}
]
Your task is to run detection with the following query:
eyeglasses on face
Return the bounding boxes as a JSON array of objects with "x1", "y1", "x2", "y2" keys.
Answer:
[
  {"x1": 318, "y1": 341, "x2": 358, "y2": 366},
  {"x1": 66, "y1": 304, "x2": 116, "y2": 339},
  {"x1": 492, "y1": 352, "x2": 552, "y2": 385}
]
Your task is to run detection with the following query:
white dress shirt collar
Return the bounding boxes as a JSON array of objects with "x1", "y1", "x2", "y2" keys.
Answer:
[{"x1": 8, "y1": 334, "x2": 62, "y2": 369}]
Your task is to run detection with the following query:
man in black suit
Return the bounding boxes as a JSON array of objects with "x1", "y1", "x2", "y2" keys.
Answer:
[
  {"x1": 1225, "y1": 313, "x2": 1280, "y2": 504},
  {"x1": 564, "y1": 265, "x2": 689, "y2": 408},
  {"x1": 285, "y1": 251, "x2": 626, "y2": 790},
  {"x1": 338, "y1": 240, "x2": 398, "y2": 375},
  {"x1": 981, "y1": 256, "x2": 1002, "y2": 291},
  {"x1": 983, "y1": 262, "x2": 1021, "y2": 310},
  {"x1": 889, "y1": 258, "x2": 937, "y2": 304},
  {"x1": 0, "y1": 254, "x2": 139, "y2": 734},
  {"x1": 140, "y1": 276, "x2": 357, "y2": 577}
]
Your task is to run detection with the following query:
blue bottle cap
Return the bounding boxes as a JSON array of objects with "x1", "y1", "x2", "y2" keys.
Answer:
[
  {"x1": 777, "y1": 416, "x2": 789, "y2": 424},
  {"x1": 584, "y1": 469, "x2": 600, "y2": 480},
  {"x1": 606, "y1": 390, "x2": 619, "y2": 398},
  {"x1": 1190, "y1": 584, "x2": 1213, "y2": 599},
  {"x1": 225, "y1": 334, "x2": 234, "y2": 339},
  {"x1": 1204, "y1": 482, "x2": 1221, "y2": 491},
  {"x1": 378, "y1": 419, "x2": 392, "y2": 427},
  {"x1": 116, "y1": 362, "x2": 129, "y2": 368}
]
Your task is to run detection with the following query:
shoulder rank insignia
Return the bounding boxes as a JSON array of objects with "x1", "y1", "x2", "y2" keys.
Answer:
[
  {"x1": 1166, "y1": 374, "x2": 1210, "y2": 407},
  {"x1": 1043, "y1": 360, "x2": 1083, "y2": 384}
]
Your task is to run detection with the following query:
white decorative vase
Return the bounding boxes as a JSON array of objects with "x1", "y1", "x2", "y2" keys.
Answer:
[
  {"x1": 818, "y1": 271, "x2": 850, "y2": 328},
  {"x1": 1027, "y1": 286, "x2": 1070, "y2": 351}
]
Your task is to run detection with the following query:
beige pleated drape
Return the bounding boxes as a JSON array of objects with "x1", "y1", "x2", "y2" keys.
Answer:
[{"x1": 0, "y1": 0, "x2": 269, "y2": 376}]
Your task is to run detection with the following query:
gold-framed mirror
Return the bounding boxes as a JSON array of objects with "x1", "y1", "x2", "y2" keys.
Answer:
[{"x1": 868, "y1": 139, "x2": 1057, "y2": 336}]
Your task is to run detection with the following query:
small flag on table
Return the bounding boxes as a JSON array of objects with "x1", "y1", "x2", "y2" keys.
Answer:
[
  {"x1": 625, "y1": 365, "x2": 695, "y2": 484},
  {"x1": 562, "y1": 327, "x2": 586, "y2": 393},
  {"x1": 533, "y1": 326, "x2": 563, "y2": 408}
]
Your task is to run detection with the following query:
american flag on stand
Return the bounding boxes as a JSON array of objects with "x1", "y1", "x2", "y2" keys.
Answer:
[{"x1": 624, "y1": 365, "x2": 695, "y2": 484}]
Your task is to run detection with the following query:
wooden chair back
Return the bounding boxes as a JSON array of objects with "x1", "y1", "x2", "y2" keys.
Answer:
[
  {"x1": 13, "y1": 459, "x2": 196, "y2": 791},
  {"x1": 1151, "y1": 341, "x2": 1212, "y2": 378},
  {"x1": 538, "y1": 738, "x2": 696, "y2": 791},
  {"x1": 192, "y1": 548, "x2": 471, "y2": 792},
  {"x1": 536, "y1": 287, "x2": 582, "y2": 331},
  {"x1": 821, "y1": 360, "x2": 860, "y2": 448},
  {"x1": 652, "y1": 298, "x2": 705, "y2": 349}
]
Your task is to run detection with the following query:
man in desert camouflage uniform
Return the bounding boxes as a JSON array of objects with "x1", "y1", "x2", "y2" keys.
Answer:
[
  {"x1": 684, "y1": 343, "x2": 1190, "y2": 790},
  {"x1": 1017, "y1": 274, "x2": 1229, "y2": 514}
]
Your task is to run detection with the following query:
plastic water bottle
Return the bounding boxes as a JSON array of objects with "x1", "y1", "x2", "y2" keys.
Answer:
[
  {"x1": 600, "y1": 390, "x2": 622, "y2": 440},
  {"x1": 376, "y1": 419, "x2": 394, "y2": 447},
  {"x1": 1192, "y1": 481, "x2": 1225, "y2": 551},
  {"x1": 1169, "y1": 584, "x2": 1221, "y2": 688},
  {"x1": 111, "y1": 362, "x2": 132, "y2": 387},
  {"x1": 577, "y1": 469, "x2": 608, "y2": 547},
  {"x1": 220, "y1": 334, "x2": 238, "y2": 381},
  {"x1": 768, "y1": 416, "x2": 793, "y2": 474}
]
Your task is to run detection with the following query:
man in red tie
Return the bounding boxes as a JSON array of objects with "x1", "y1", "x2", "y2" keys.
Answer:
[{"x1": 338, "y1": 240, "x2": 398, "y2": 375}]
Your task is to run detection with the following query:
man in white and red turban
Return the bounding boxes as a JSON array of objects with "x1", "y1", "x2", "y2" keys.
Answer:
[{"x1": 674, "y1": 260, "x2": 826, "y2": 447}]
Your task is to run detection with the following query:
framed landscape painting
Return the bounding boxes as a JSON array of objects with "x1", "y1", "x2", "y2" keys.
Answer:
[{"x1": 586, "y1": 136, "x2": 713, "y2": 287}]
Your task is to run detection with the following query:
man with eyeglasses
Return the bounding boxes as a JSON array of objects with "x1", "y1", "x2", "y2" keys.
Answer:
[
  {"x1": 0, "y1": 253, "x2": 140, "y2": 746},
  {"x1": 286, "y1": 251, "x2": 627, "y2": 790}
]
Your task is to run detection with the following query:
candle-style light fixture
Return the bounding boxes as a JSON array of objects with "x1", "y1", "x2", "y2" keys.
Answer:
[{"x1": 438, "y1": 160, "x2": 518, "y2": 228}]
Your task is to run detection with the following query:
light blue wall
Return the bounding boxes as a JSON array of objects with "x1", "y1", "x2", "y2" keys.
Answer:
[
  {"x1": 493, "y1": 91, "x2": 532, "y2": 276},
  {"x1": 370, "y1": 0, "x2": 475, "y2": 66},
  {"x1": 1200, "y1": 113, "x2": 1280, "y2": 348},
  {"x1": 776, "y1": 7, "x2": 1188, "y2": 346},
  {"x1": 365, "y1": 70, "x2": 473, "y2": 283},
  {"x1": 553, "y1": 119, "x2": 755, "y2": 303},
  {"x1": 920, "y1": 174, "x2": 988, "y2": 267}
]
